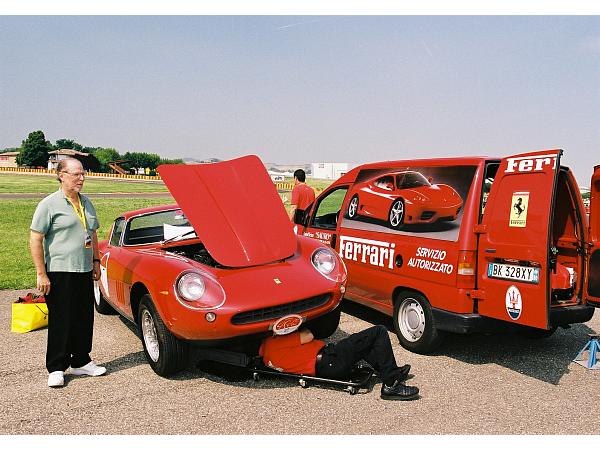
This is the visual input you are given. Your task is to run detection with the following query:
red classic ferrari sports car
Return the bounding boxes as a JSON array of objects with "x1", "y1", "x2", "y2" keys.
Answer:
[
  {"x1": 346, "y1": 170, "x2": 463, "y2": 229},
  {"x1": 95, "y1": 156, "x2": 347, "y2": 376}
]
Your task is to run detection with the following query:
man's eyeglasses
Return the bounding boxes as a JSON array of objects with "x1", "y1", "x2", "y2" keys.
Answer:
[{"x1": 61, "y1": 171, "x2": 86, "y2": 178}]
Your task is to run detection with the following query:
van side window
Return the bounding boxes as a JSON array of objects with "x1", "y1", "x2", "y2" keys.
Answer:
[
  {"x1": 110, "y1": 218, "x2": 125, "y2": 246},
  {"x1": 311, "y1": 187, "x2": 349, "y2": 230},
  {"x1": 480, "y1": 163, "x2": 499, "y2": 220}
]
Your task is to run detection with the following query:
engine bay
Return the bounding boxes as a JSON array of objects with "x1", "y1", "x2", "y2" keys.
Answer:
[{"x1": 165, "y1": 243, "x2": 223, "y2": 268}]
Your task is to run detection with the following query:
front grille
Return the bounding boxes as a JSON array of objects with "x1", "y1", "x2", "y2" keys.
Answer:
[
  {"x1": 420, "y1": 211, "x2": 435, "y2": 220},
  {"x1": 231, "y1": 294, "x2": 331, "y2": 325}
]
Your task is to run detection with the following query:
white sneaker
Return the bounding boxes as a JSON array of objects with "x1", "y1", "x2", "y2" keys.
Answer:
[
  {"x1": 48, "y1": 371, "x2": 64, "y2": 387},
  {"x1": 69, "y1": 361, "x2": 107, "y2": 377}
]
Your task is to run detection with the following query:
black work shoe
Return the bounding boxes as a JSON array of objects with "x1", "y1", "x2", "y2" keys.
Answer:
[{"x1": 380, "y1": 380, "x2": 419, "y2": 401}]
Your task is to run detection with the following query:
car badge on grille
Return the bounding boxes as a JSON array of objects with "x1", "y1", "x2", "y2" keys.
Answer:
[{"x1": 271, "y1": 314, "x2": 303, "y2": 335}]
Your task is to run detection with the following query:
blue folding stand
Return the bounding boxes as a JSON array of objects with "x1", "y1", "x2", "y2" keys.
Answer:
[{"x1": 574, "y1": 334, "x2": 600, "y2": 370}]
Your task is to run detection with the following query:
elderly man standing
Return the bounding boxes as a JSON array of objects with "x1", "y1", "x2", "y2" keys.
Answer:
[{"x1": 30, "y1": 157, "x2": 106, "y2": 387}]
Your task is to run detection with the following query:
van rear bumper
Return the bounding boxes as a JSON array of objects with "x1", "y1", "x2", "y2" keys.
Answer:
[
  {"x1": 549, "y1": 305, "x2": 595, "y2": 326},
  {"x1": 432, "y1": 305, "x2": 595, "y2": 334}
]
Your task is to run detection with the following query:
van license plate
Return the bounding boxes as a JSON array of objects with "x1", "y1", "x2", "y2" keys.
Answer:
[{"x1": 487, "y1": 263, "x2": 540, "y2": 284}]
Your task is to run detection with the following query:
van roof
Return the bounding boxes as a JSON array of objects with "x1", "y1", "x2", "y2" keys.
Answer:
[{"x1": 337, "y1": 156, "x2": 494, "y2": 184}]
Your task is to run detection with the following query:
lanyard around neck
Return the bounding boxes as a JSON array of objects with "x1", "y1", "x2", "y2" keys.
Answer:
[{"x1": 66, "y1": 196, "x2": 87, "y2": 230}]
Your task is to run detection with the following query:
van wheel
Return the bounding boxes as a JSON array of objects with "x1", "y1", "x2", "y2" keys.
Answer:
[
  {"x1": 389, "y1": 199, "x2": 405, "y2": 229},
  {"x1": 94, "y1": 282, "x2": 116, "y2": 315},
  {"x1": 393, "y1": 292, "x2": 444, "y2": 354},
  {"x1": 138, "y1": 294, "x2": 189, "y2": 376},
  {"x1": 347, "y1": 195, "x2": 359, "y2": 219},
  {"x1": 308, "y1": 305, "x2": 341, "y2": 339}
]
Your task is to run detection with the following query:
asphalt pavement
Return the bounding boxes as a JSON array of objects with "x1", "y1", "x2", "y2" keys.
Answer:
[{"x1": 1, "y1": 288, "x2": 599, "y2": 435}]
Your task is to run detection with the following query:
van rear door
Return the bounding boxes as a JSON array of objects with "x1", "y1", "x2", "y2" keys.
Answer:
[
  {"x1": 585, "y1": 165, "x2": 600, "y2": 307},
  {"x1": 476, "y1": 149, "x2": 562, "y2": 329}
]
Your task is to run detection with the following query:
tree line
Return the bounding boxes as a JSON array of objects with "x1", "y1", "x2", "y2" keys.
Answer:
[{"x1": 1, "y1": 130, "x2": 184, "y2": 175}]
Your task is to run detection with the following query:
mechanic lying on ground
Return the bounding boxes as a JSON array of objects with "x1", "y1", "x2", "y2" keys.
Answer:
[{"x1": 260, "y1": 324, "x2": 419, "y2": 401}]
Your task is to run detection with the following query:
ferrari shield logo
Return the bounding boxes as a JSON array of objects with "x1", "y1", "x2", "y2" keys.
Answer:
[{"x1": 509, "y1": 192, "x2": 529, "y2": 228}]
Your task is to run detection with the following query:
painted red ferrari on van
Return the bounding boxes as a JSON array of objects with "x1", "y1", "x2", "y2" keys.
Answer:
[
  {"x1": 296, "y1": 150, "x2": 600, "y2": 353},
  {"x1": 95, "y1": 155, "x2": 346, "y2": 375},
  {"x1": 346, "y1": 170, "x2": 463, "y2": 229}
]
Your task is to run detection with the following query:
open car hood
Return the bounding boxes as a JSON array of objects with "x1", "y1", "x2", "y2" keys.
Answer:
[{"x1": 158, "y1": 155, "x2": 296, "y2": 268}]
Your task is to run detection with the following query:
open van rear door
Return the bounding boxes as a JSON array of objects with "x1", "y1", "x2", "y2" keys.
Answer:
[
  {"x1": 585, "y1": 165, "x2": 600, "y2": 307},
  {"x1": 476, "y1": 149, "x2": 562, "y2": 329}
]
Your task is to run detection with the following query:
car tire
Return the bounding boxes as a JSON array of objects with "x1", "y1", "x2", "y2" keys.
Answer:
[
  {"x1": 388, "y1": 198, "x2": 405, "y2": 230},
  {"x1": 138, "y1": 294, "x2": 189, "y2": 376},
  {"x1": 94, "y1": 282, "x2": 116, "y2": 315},
  {"x1": 393, "y1": 291, "x2": 444, "y2": 354},
  {"x1": 347, "y1": 194, "x2": 359, "y2": 219},
  {"x1": 307, "y1": 306, "x2": 341, "y2": 339}
]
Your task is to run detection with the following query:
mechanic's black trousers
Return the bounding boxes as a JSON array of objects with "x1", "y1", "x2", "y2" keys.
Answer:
[
  {"x1": 315, "y1": 325, "x2": 401, "y2": 385},
  {"x1": 45, "y1": 271, "x2": 94, "y2": 373}
]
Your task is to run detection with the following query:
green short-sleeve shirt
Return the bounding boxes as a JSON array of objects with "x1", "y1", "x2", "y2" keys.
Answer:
[{"x1": 30, "y1": 189, "x2": 100, "y2": 273}]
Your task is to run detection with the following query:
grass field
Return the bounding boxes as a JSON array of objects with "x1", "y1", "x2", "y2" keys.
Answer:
[
  {"x1": 0, "y1": 173, "x2": 333, "y2": 290},
  {"x1": 0, "y1": 198, "x2": 171, "y2": 290},
  {"x1": 0, "y1": 173, "x2": 168, "y2": 194}
]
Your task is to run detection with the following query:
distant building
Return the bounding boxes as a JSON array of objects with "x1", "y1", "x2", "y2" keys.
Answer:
[
  {"x1": 48, "y1": 149, "x2": 90, "y2": 170},
  {"x1": 0, "y1": 151, "x2": 20, "y2": 168},
  {"x1": 311, "y1": 162, "x2": 356, "y2": 180}
]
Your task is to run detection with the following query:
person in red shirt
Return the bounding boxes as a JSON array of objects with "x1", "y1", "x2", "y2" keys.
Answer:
[
  {"x1": 260, "y1": 325, "x2": 419, "y2": 401},
  {"x1": 289, "y1": 169, "x2": 315, "y2": 221}
]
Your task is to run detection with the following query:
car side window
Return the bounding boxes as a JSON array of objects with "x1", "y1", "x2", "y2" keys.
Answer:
[
  {"x1": 311, "y1": 187, "x2": 349, "y2": 230},
  {"x1": 374, "y1": 176, "x2": 394, "y2": 190},
  {"x1": 110, "y1": 218, "x2": 125, "y2": 246}
]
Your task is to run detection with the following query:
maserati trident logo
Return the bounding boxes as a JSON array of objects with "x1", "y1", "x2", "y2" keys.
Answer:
[{"x1": 505, "y1": 285, "x2": 523, "y2": 320}]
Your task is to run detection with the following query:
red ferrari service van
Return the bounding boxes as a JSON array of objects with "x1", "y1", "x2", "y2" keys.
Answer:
[{"x1": 295, "y1": 149, "x2": 600, "y2": 353}]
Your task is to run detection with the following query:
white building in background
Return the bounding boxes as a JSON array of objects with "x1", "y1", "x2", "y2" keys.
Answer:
[{"x1": 311, "y1": 162, "x2": 356, "y2": 180}]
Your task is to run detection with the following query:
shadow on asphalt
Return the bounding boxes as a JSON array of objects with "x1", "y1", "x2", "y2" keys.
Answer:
[{"x1": 340, "y1": 300, "x2": 597, "y2": 386}]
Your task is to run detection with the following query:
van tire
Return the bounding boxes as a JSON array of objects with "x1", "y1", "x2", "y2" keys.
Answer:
[
  {"x1": 347, "y1": 194, "x2": 359, "y2": 219},
  {"x1": 393, "y1": 292, "x2": 444, "y2": 354},
  {"x1": 388, "y1": 199, "x2": 405, "y2": 230}
]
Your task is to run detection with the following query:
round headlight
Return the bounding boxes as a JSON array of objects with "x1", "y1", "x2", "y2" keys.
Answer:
[
  {"x1": 177, "y1": 272, "x2": 205, "y2": 301},
  {"x1": 312, "y1": 248, "x2": 336, "y2": 276}
]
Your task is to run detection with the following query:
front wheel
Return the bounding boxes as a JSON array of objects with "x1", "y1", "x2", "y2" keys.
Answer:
[
  {"x1": 138, "y1": 294, "x2": 189, "y2": 376},
  {"x1": 388, "y1": 198, "x2": 405, "y2": 230},
  {"x1": 393, "y1": 291, "x2": 444, "y2": 354},
  {"x1": 347, "y1": 195, "x2": 359, "y2": 219}
]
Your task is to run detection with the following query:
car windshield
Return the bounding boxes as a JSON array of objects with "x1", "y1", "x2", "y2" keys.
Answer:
[
  {"x1": 124, "y1": 209, "x2": 196, "y2": 245},
  {"x1": 397, "y1": 172, "x2": 430, "y2": 189}
]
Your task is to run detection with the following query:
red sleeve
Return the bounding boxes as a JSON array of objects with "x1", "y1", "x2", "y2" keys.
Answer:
[{"x1": 291, "y1": 187, "x2": 299, "y2": 206}]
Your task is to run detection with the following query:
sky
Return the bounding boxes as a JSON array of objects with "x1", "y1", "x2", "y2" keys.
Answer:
[{"x1": 1, "y1": 14, "x2": 599, "y2": 185}]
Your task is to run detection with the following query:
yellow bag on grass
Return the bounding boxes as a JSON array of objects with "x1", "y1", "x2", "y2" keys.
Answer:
[{"x1": 11, "y1": 302, "x2": 49, "y2": 333}]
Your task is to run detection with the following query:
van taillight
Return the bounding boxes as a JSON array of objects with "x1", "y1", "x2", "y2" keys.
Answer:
[{"x1": 457, "y1": 250, "x2": 476, "y2": 288}]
